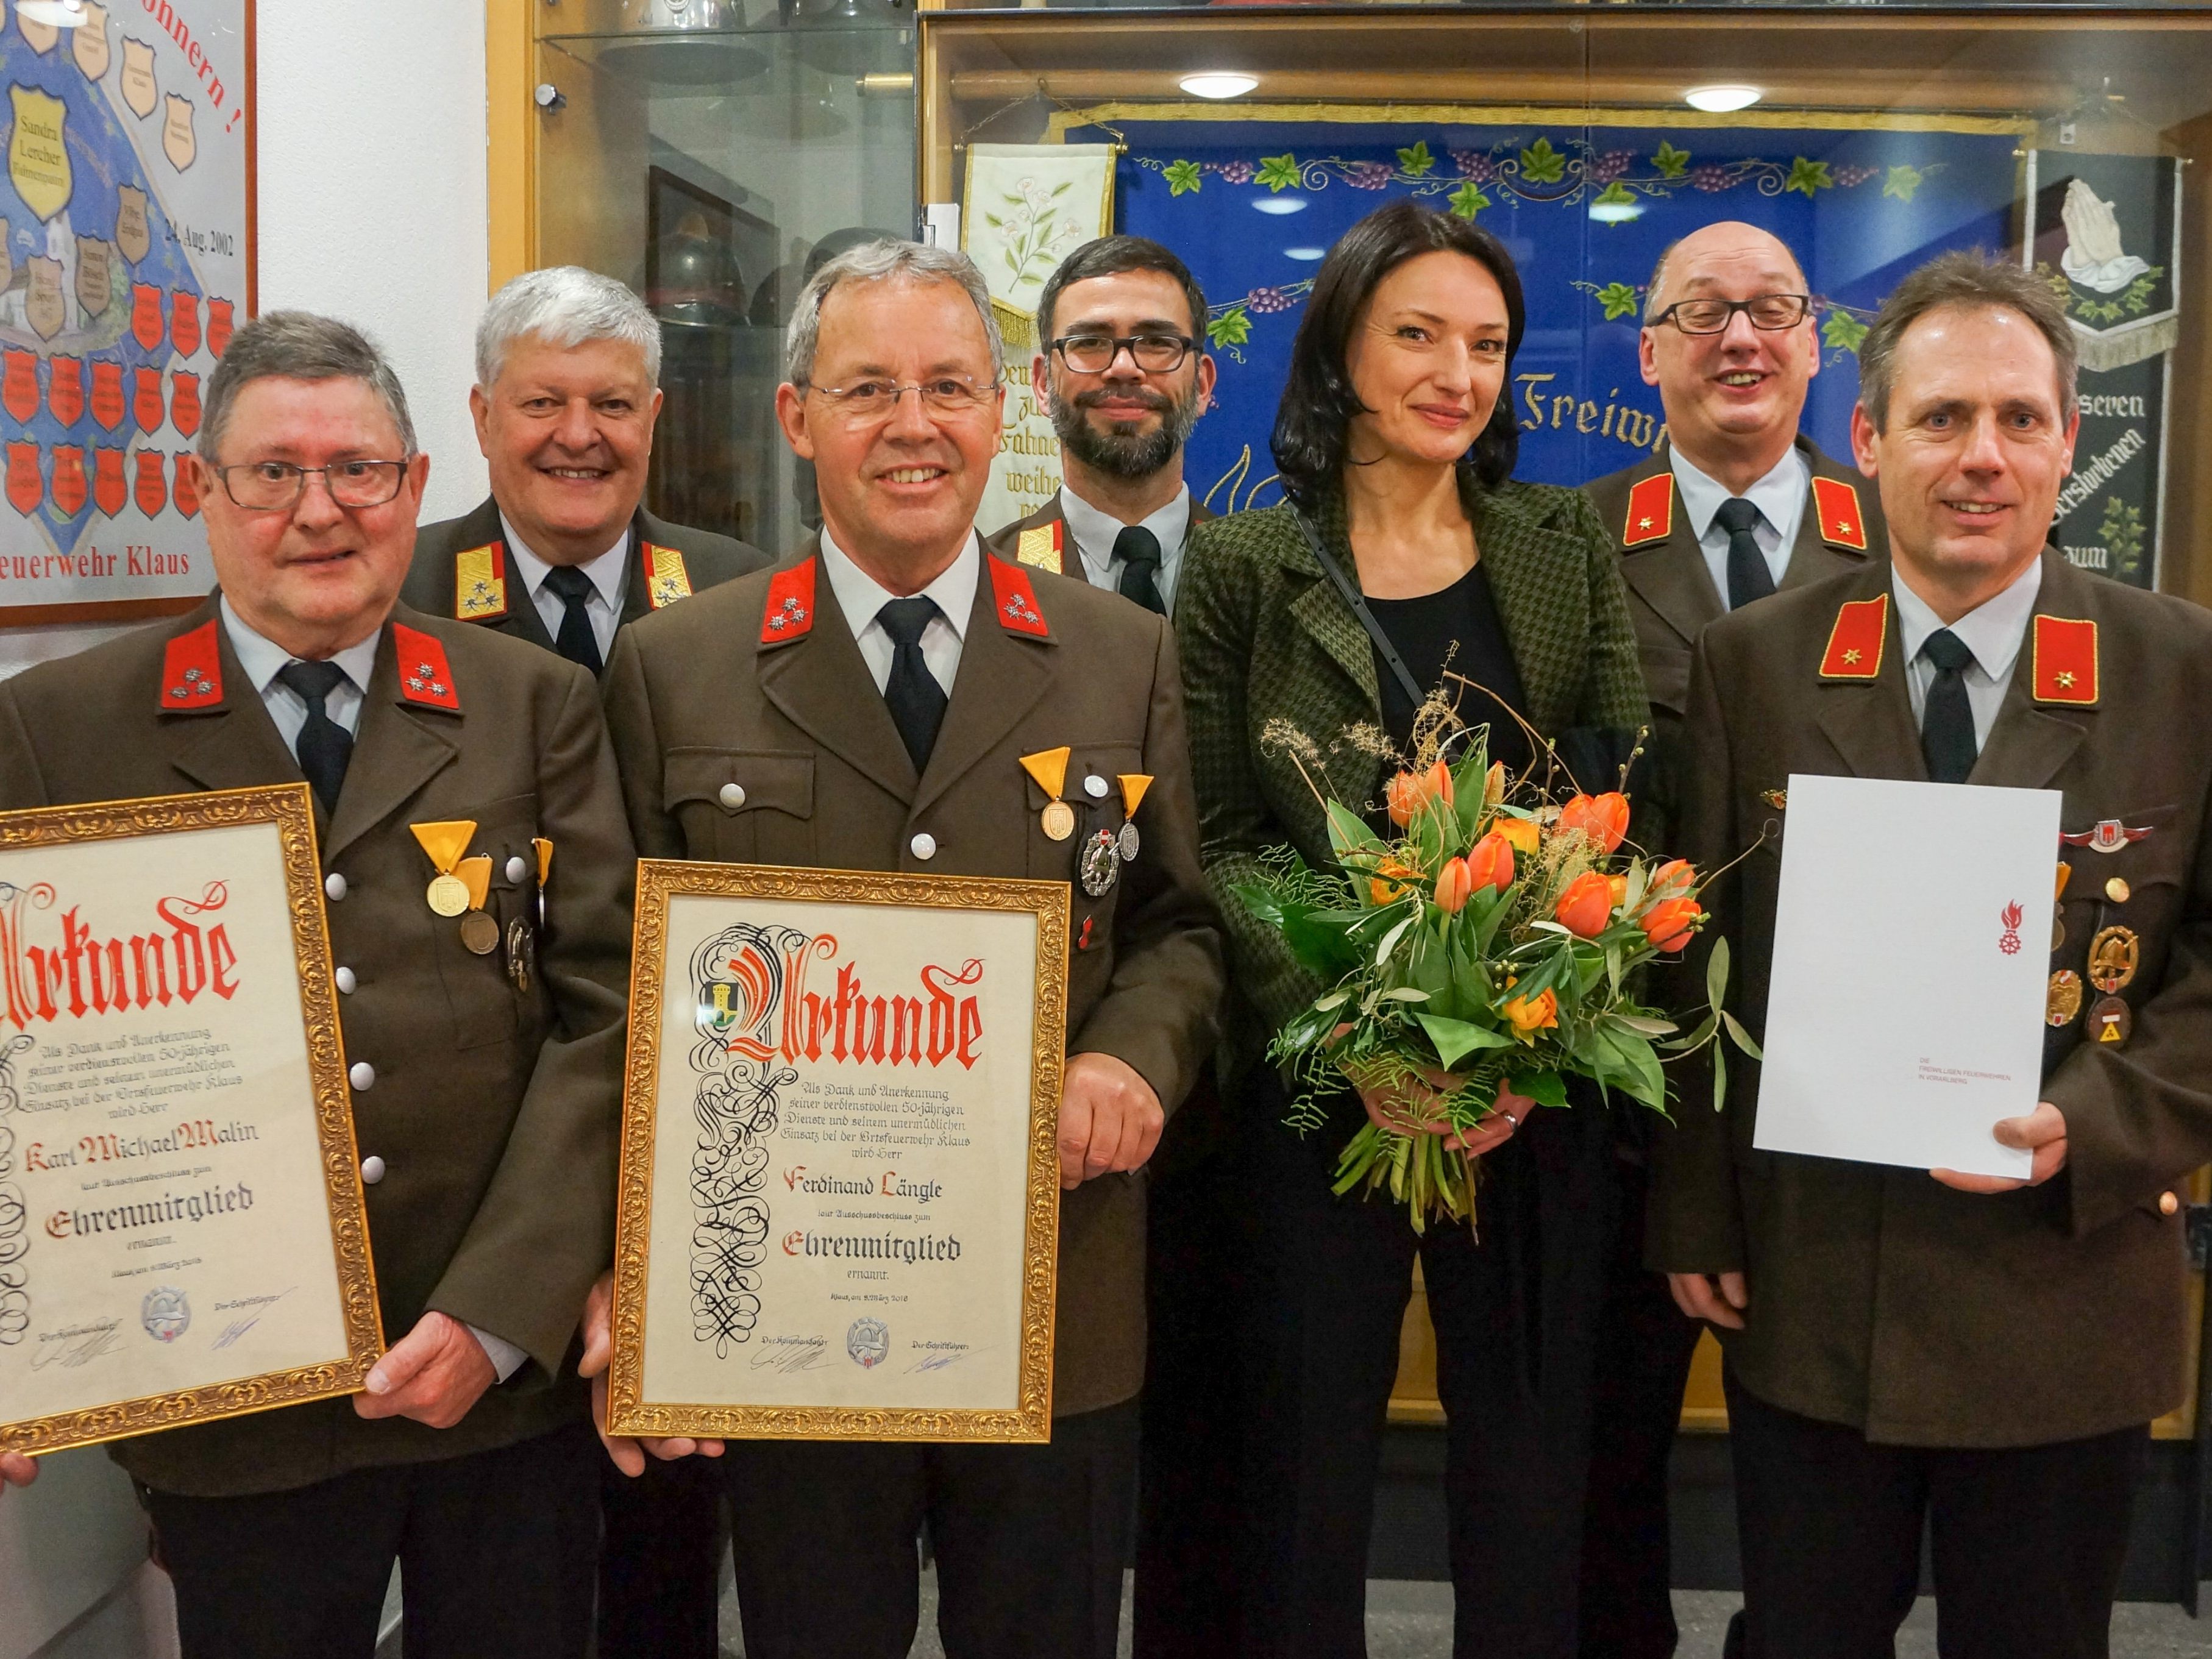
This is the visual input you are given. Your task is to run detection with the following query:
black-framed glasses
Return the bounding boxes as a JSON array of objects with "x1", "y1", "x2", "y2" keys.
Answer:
[
  {"x1": 213, "y1": 459, "x2": 410, "y2": 512},
  {"x1": 800, "y1": 376, "x2": 998, "y2": 421},
  {"x1": 1650, "y1": 294, "x2": 1813, "y2": 335},
  {"x1": 1050, "y1": 333, "x2": 1197, "y2": 374}
]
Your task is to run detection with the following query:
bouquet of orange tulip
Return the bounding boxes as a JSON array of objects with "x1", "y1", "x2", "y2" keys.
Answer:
[{"x1": 1238, "y1": 717, "x2": 1758, "y2": 1229}]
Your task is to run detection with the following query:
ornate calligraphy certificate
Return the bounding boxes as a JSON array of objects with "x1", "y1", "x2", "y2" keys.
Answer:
[
  {"x1": 0, "y1": 785, "x2": 379, "y2": 1457},
  {"x1": 609, "y1": 862, "x2": 1069, "y2": 1443}
]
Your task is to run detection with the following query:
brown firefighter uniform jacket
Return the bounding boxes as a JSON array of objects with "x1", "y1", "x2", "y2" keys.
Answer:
[
  {"x1": 982, "y1": 488, "x2": 1213, "y2": 583},
  {"x1": 0, "y1": 598, "x2": 636, "y2": 1494},
  {"x1": 1584, "y1": 436, "x2": 1883, "y2": 844},
  {"x1": 600, "y1": 543, "x2": 1223, "y2": 1416},
  {"x1": 403, "y1": 497, "x2": 769, "y2": 652},
  {"x1": 1649, "y1": 551, "x2": 2212, "y2": 1448}
]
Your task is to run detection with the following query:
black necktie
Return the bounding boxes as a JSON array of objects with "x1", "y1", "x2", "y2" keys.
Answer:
[
  {"x1": 1114, "y1": 524, "x2": 1166, "y2": 616},
  {"x1": 277, "y1": 659, "x2": 354, "y2": 815},
  {"x1": 1715, "y1": 496, "x2": 1776, "y2": 611},
  {"x1": 1919, "y1": 628, "x2": 1978, "y2": 784},
  {"x1": 878, "y1": 597, "x2": 947, "y2": 772},
  {"x1": 542, "y1": 564, "x2": 604, "y2": 676}
]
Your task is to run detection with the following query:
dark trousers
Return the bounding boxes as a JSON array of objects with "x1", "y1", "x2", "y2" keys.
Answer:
[
  {"x1": 720, "y1": 1399, "x2": 1139, "y2": 1659},
  {"x1": 1133, "y1": 1130, "x2": 1243, "y2": 1657},
  {"x1": 143, "y1": 1420, "x2": 600, "y2": 1659},
  {"x1": 594, "y1": 1449, "x2": 727, "y2": 1658},
  {"x1": 1725, "y1": 1369, "x2": 2143, "y2": 1659},
  {"x1": 1577, "y1": 1153, "x2": 1706, "y2": 1658},
  {"x1": 1230, "y1": 1072, "x2": 1618, "y2": 1659}
]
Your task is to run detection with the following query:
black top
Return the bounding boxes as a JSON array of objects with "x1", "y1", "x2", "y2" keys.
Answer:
[{"x1": 1364, "y1": 561, "x2": 1534, "y2": 779}]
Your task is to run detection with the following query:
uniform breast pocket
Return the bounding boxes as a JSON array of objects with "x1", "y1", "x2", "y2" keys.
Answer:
[
  {"x1": 436, "y1": 792, "x2": 539, "y2": 1050},
  {"x1": 664, "y1": 749, "x2": 816, "y2": 866},
  {"x1": 2056, "y1": 801, "x2": 2189, "y2": 1039},
  {"x1": 1640, "y1": 644, "x2": 1693, "y2": 720},
  {"x1": 1027, "y1": 743, "x2": 1144, "y2": 969}
]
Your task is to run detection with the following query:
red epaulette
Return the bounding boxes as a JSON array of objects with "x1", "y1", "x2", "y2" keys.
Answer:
[
  {"x1": 1819, "y1": 594, "x2": 1888, "y2": 680},
  {"x1": 761, "y1": 560, "x2": 817, "y2": 646},
  {"x1": 1623, "y1": 473, "x2": 1673, "y2": 548},
  {"x1": 158, "y1": 619, "x2": 224, "y2": 711},
  {"x1": 2032, "y1": 614, "x2": 2099, "y2": 706},
  {"x1": 1812, "y1": 476, "x2": 1870, "y2": 551},
  {"x1": 392, "y1": 623, "x2": 462, "y2": 711},
  {"x1": 987, "y1": 556, "x2": 1050, "y2": 638}
]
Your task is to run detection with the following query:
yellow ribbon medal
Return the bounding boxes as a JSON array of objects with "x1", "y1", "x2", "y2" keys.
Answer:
[
  {"x1": 1116, "y1": 773, "x2": 1153, "y2": 861},
  {"x1": 455, "y1": 856, "x2": 499, "y2": 954},
  {"x1": 1021, "y1": 747, "x2": 1075, "y2": 841},
  {"x1": 411, "y1": 820, "x2": 478, "y2": 917}
]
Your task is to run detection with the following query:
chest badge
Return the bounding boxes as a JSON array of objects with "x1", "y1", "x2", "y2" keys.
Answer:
[
  {"x1": 1020, "y1": 747, "x2": 1075, "y2": 840},
  {"x1": 2060, "y1": 819, "x2": 2150, "y2": 855}
]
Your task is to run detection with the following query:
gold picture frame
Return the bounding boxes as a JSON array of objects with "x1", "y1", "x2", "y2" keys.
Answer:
[
  {"x1": 608, "y1": 859, "x2": 1069, "y2": 1443},
  {"x1": 0, "y1": 784, "x2": 381, "y2": 1457}
]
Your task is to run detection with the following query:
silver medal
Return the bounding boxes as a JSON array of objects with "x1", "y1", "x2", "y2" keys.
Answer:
[
  {"x1": 1117, "y1": 820, "x2": 1140, "y2": 862},
  {"x1": 1079, "y1": 829, "x2": 1120, "y2": 898}
]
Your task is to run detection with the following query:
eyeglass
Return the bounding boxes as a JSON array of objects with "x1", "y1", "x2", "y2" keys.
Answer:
[
  {"x1": 1050, "y1": 333, "x2": 1197, "y2": 374},
  {"x1": 213, "y1": 459, "x2": 410, "y2": 512},
  {"x1": 1650, "y1": 294, "x2": 1813, "y2": 335},
  {"x1": 802, "y1": 377, "x2": 998, "y2": 421}
]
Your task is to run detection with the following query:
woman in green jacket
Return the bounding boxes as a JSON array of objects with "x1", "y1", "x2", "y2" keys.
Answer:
[{"x1": 1175, "y1": 199, "x2": 1649, "y2": 1657}]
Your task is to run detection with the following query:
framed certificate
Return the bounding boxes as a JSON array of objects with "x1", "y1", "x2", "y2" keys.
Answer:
[
  {"x1": 0, "y1": 784, "x2": 380, "y2": 1457},
  {"x1": 608, "y1": 861, "x2": 1069, "y2": 1443}
]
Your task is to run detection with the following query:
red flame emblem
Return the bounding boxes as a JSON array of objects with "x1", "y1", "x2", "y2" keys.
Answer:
[{"x1": 1999, "y1": 901, "x2": 2024, "y2": 956}]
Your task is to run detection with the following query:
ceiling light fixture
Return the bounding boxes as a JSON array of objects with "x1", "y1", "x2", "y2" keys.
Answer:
[
  {"x1": 1179, "y1": 73, "x2": 1258, "y2": 101},
  {"x1": 1684, "y1": 85, "x2": 1762, "y2": 114},
  {"x1": 1252, "y1": 196, "x2": 1307, "y2": 216}
]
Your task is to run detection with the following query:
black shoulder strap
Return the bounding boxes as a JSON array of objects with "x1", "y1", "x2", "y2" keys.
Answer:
[{"x1": 1291, "y1": 508, "x2": 1424, "y2": 710}]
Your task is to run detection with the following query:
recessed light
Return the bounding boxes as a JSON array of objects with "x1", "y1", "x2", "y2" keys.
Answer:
[
  {"x1": 18, "y1": 0, "x2": 90, "y2": 23},
  {"x1": 1685, "y1": 85, "x2": 1761, "y2": 113},
  {"x1": 1179, "y1": 73, "x2": 1259, "y2": 101},
  {"x1": 1284, "y1": 247, "x2": 1326, "y2": 261},
  {"x1": 1590, "y1": 201, "x2": 1643, "y2": 224},
  {"x1": 1252, "y1": 196, "x2": 1306, "y2": 216}
]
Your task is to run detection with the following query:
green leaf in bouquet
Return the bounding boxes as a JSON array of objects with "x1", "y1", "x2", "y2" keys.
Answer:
[
  {"x1": 1660, "y1": 1012, "x2": 1718, "y2": 1053},
  {"x1": 1417, "y1": 1012, "x2": 1514, "y2": 1069},
  {"x1": 1610, "y1": 1012, "x2": 1680, "y2": 1037},
  {"x1": 1381, "y1": 987, "x2": 1431, "y2": 1003},
  {"x1": 1604, "y1": 937, "x2": 1626, "y2": 996},
  {"x1": 1705, "y1": 934, "x2": 1732, "y2": 1012},
  {"x1": 1276, "y1": 1000, "x2": 1340, "y2": 1056},
  {"x1": 1609, "y1": 1031, "x2": 1669, "y2": 1109},
  {"x1": 1325, "y1": 801, "x2": 1389, "y2": 862},
  {"x1": 1511, "y1": 1070, "x2": 1568, "y2": 1108},
  {"x1": 1407, "y1": 926, "x2": 1450, "y2": 999},
  {"x1": 1374, "y1": 911, "x2": 1418, "y2": 966},
  {"x1": 1314, "y1": 989, "x2": 1352, "y2": 1011},
  {"x1": 1623, "y1": 859, "x2": 1649, "y2": 912},
  {"x1": 1231, "y1": 881, "x2": 1290, "y2": 928},
  {"x1": 1713, "y1": 1042, "x2": 1728, "y2": 1112},
  {"x1": 1721, "y1": 1010, "x2": 1765, "y2": 1060},
  {"x1": 1279, "y1": 904, "x2": 1366, "y2": 978}
]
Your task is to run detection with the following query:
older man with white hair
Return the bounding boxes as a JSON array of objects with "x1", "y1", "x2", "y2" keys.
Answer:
[{"x1": 404, "y1": 266, "x2": 767, "y2": 678}]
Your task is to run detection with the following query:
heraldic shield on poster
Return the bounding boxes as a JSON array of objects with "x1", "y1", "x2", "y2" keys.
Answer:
[
  {"x1": 0, "y1": 1, "x2": 252, "y2": 623},
  {"x1": 608, "y1": 862, "x2": 1069, "y2": 1444},
  {"x1": 0, "y1": 784, "x2": 382, "y2": 1458}
]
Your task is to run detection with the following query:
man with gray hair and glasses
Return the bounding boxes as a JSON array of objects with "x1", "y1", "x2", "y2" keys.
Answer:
[
  {"x1": 404, "y1": 266, "x2": 766, "y2": 677},
  {"x1": 589, "y1": 238, "x2": 1221, "y2": 1658},
  {"x1": 0, "y1": 311, "x2": 636, "y2": 1659}
]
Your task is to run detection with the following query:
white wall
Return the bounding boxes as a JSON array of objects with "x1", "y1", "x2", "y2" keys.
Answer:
[
  {"x1": 0, "y1": 0, "x2": 491, "y2": 680},
  {"x1": 0, "y1": 5, "x2": 491, "y2": 1651}
]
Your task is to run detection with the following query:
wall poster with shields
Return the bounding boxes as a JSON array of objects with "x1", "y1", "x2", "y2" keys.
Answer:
[
  {"x1": 1051, "y1": 105, "x2": 2152, "y2": 570},
  {"x1": 0, "y1": 0, "x2": 252, "y2": 623}
]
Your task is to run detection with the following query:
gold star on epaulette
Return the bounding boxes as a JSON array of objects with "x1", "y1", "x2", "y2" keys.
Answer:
[
  {"x1": 2057, "y1": 670, "x2": 2077, "y2": 687},
  {"x1": 1637, "y1": 516, "x2": 1653, "y2": 531},
  {"x1": 1843, "y1": 648, "x2": 1862, "y2": 665}
]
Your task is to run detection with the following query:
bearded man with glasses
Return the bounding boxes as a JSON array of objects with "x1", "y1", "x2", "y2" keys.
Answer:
[
  {"x1": 1575, "y1": 222, "x2": 1890, "y2": 1659},
  {"x1": 592, "y1": 239, "x2": 1221, "y2": 1659},
  {"x1": 0, "y1": 311, "x2": 637, "y2": 1659},
  {"x1": 984, "y1": 236, "x2": 1216, "y2": 620}
]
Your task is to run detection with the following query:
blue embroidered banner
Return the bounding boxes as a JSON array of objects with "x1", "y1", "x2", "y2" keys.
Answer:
[{"x1": 1077, "y1": 115, "x2": 2024, "y2": 511}]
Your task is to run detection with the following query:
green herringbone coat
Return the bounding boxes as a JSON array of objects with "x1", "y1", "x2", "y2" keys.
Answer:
[{"x1": 1177, "y1": 483, "x2": 1649, "y2": 1076}]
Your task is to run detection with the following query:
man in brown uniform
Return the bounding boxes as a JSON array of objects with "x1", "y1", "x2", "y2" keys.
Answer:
[
  {"x1": 1653, "y1": 252, "x2": 2212, "y2": 1657},
  {"x1": 1578, "y1": 222, "x2": 1886, "y2": 1659},
  {"x1": 0, "y1": 313, "x2": 634, "y2": 1659},
  {"x1": 594, "y1": 239, "x2": 1221, "y2": 1659}
]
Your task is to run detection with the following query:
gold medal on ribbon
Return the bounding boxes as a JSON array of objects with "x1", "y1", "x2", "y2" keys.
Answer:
[
  {"x1": 2046, "y1": 969, "x2": 2083, "y2": 1027},
  {"x1": 1020, "y1": 747, "x2": 1075, "y2": 842},
  {"x1": 454, "y1": 856, "x2": 497, "y2": 953},
  {"x1": 460, "y1": 911, "x2": 502, "y2": 955},
  {"x1": 2086, "y1": 925, "x2": 2139, "y2": 995},
  {"x1": 412, "y1": 820, "x2": 478, "y2": 917}
]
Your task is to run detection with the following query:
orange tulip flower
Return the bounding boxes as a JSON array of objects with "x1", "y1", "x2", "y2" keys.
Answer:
[
  {"x1": 1503, "y1": 987, "x2": 1559, "y2": 1040},
  {"x1": 1555, "y1": 870, "x2": 1615, "y2": 937},
  {"x1": 1640, "y1": 896, "x2": 1702, "y2": 953},
  {"x1": 1434, "y1": 856, "x2": 1474, "y2": 914},
  {"x1": 1370, "y1": 857, "x2": 1421, "y2": 906},
  {"x1": 1607, "y1": 873, "x2": 1630, "y2": 907},
  {"x1": 1385, "y1": 759, "x2": 1454, "y2": 828},
  {"x1": 1649, "y1": 858, "x2": 1696, "y2": 895},
  {"x1": 1495, "y1": 816, "x2": 1540, "y2": 855},
  {"x1": 1558, "y1": 792, "x2": 1631, "y2": 855},
  {"x1": 1463, "y1": 830, "x2": 1515, "y2": 895}
]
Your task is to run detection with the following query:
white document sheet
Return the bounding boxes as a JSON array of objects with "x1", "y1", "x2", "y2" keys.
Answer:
[{"x1": 1754, "y1": 773, "x2": 2061, "y2": 1178}]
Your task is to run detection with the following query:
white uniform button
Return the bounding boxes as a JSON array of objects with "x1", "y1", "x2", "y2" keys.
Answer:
[
  {"x1": 359, "y1": 1155, "x2": 386, "y2": 1185},
  {"x1": 2161, "y1": 1190, "x2": 2180, "y2": 1217},
  {"x1": 324, "y1": 872, "x2": 347, "y2": 901},
  {"x1": 505, "y1": 855, "x2": 528, "y2": 884},
  {"x1": 349, "y1": 1061, "x2": 375, "y2": 1091},
  {"x1": 909, "y1": 832, "x2": 937, "y2": 861},
  {"x1": 719, "y1": 783, "x2": 747, "y2": 811},
  {"x1": 1084, "y1": 774, "x2": 1109, "y2": 799},
  {"x1": 334, "y1": 967, "x2": 357, "y2": 995}
]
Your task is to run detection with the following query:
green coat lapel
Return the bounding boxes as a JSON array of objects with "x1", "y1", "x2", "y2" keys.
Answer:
[{"x1": 1473, "y1": 486, "x2": 1588, "y2": 737}]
